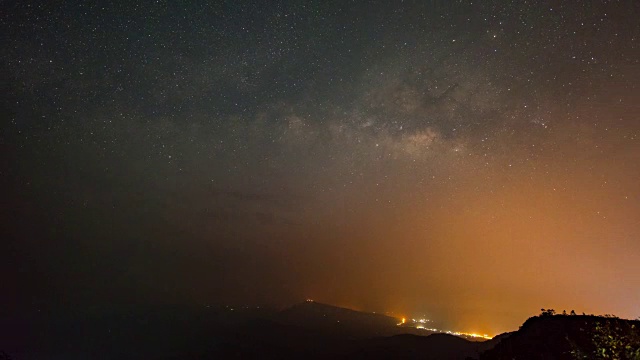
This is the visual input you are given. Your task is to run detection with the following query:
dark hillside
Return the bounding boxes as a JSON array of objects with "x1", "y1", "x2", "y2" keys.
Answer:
[
  {"x1": 345, "y1": 333, "x2": 484, "y2": 360},
  {"x1": 480, "y1": 315, "x2": 640, "y2": 360},
  {"x1": 275, "y1": 300, "x2": 401, "y2": 338}
]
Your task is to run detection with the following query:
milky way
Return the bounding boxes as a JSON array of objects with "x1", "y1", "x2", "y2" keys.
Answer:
[{"x1": 4, "y1": 1, "x2": 640, "y2": 333}]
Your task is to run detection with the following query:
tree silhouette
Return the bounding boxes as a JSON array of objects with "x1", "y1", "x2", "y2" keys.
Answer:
[{"x1": 540, "y1": 308, "x2": 556, "y2": 316}]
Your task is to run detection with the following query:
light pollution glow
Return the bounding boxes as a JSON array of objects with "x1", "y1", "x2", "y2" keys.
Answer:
[{"x1": 5, "y1": 0, "x2": 640, "y2": 336}]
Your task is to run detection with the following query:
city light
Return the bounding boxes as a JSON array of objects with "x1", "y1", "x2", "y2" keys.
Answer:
[{"x1": 397, "y1": 317, "x2": 492, "y2": 340}]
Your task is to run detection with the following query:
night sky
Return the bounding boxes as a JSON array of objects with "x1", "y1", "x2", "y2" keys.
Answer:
[{"x1": 3, "y1": 1, "x2": 640, "y2": 335}]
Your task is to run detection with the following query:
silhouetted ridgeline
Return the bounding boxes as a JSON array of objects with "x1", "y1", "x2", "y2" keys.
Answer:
[
  {"x1": 275, "y1": 300, "x2": 400, "y2": 338},
  {"x1": 2, "y1": 304, "x2": 638, "y2": 359},
  {"x1": 479, "y1": 314, "x2": 640, "y2": 360}
]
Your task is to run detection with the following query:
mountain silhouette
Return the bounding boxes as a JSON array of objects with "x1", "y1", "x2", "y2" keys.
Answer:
[
  {"x1": 3, "y1": 304, "x2": 638, "y2": 359},
  {"x1": 480, "y1": 314, "x2": 640, "y2": 360},
  {"x1": 274, "y1": 300, "x2": 401, "y2": 338}
]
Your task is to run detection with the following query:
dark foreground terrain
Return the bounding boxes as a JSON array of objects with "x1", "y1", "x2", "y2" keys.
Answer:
[
  {"x1": 1, "y1": 302, "x2": 638, "y2": 359},
  {"x1": 480, "y1": 314, "x2": 640, "y2": 360}
]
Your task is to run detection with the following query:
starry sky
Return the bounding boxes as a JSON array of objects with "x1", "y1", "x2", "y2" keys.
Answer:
[{"x1": 3, "y1": 1, "x2": 640, "y2": 334}]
